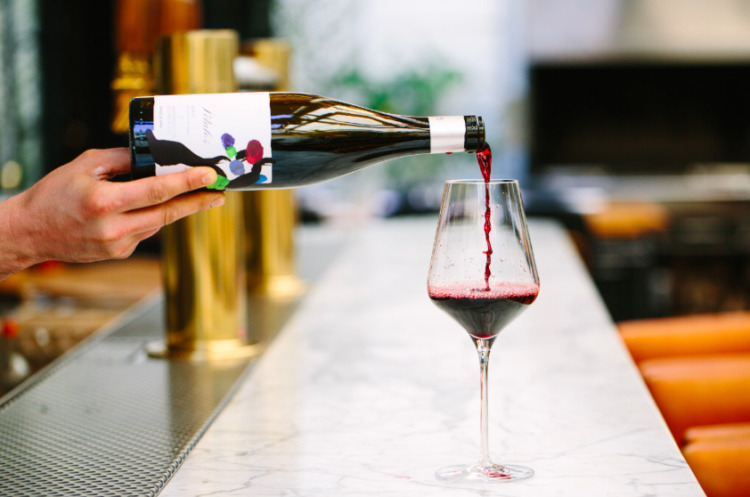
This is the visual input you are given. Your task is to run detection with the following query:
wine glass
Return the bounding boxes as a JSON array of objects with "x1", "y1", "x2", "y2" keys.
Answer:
[{"x1": 427, "y1": 179, "x2": 539, "y2": 482}]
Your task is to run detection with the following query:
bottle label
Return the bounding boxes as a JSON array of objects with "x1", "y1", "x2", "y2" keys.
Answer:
[
  {"x1": 428, "y1": 116, "x2": 466, "y2": 154},
  {"x1": 150, "y1": 93, "x2": 273, "y2": 189}
]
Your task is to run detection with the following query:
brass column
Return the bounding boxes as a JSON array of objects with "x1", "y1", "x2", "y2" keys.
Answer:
[
  {"x1": 242, "y1": 39, "x2": 306, "y2": 299},
  {"x1": 148, "y1": 30, "x2": 259, "y2": 360}
]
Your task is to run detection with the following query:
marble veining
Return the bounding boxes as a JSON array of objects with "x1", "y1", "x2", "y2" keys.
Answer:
[{"x1": 159, "y1": 218, "x2": 705, "y2": 496}]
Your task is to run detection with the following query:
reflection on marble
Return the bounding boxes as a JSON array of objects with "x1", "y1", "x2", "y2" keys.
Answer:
[{"x1": 160, "y1": 218, "x2": 705, "y2": 496}]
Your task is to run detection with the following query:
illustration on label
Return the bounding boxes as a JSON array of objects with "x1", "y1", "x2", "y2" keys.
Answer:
[
  {"x1": 147, "y1": 130, "x2": 274, "y2": 190},
  {"x1": 151, "y1": 93, "x2": 273, "y2": 190}
]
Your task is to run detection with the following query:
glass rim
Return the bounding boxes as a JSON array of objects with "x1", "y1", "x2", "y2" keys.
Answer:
[{"x1": 445, "y1": 179, "x2": 519, "y2": 185}]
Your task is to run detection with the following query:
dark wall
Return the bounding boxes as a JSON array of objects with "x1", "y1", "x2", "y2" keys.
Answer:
[
  {"x1": 40, "y1": 0, "x2": 120, "y2": 173},
  {"x1": 203, "y1": 0, "x2": 272, "y2": 39},
  {"x1": 529, "y1": 61, "x2": 750, "y2": 176}
]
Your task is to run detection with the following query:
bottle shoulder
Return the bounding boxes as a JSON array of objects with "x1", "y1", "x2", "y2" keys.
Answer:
[{"x1": 269, "y1": 94, "x2": 430, "y2": 134}]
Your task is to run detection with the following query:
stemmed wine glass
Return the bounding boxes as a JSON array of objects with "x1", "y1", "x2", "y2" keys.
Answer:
[{"x1": 427, "y1": 179, "x2": 540, "y2": 482}]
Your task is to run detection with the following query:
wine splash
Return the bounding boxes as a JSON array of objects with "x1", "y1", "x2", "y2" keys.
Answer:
[{"x1": 477, "y1": 144, "x2": 492, "y2": 291}]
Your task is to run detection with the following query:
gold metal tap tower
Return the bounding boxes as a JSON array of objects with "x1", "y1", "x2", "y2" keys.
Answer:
[
  {"x1": 241, "y1": 39, "x2": 306, "y2": 300},
  {"x1": 148, "y1": 30, "x2": 259, "y2": 361}
]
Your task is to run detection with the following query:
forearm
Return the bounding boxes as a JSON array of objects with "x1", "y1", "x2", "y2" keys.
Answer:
[{"x1": 0, "y1": 193, "x2": 40, "y2": 282}]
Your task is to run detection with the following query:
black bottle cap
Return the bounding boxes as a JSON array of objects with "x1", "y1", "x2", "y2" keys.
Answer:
[{"x1": 463, "y1": 116, "x2": 485, "y2": 152}]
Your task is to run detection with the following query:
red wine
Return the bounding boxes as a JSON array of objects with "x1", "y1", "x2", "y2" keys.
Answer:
[
  {"x1": 429, "y1": 282, "x2": 539, "y2": 339},
  {"x1": 129, "y1": 93, "x2": 485, "y2": 190},
  {"x1": 476, "y1": 144, "x2": 492, "y2": 290},
  {"x1": 477, "y1": 143, "x2": 492, "y2": 183}
]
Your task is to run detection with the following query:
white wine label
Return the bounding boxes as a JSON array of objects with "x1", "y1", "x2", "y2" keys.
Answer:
[
  {"x1": 428, "y1": 116, "x2": 466, "y2": 154},
  {"x1": 151, "y1": 93, "x2": 273, "y2": 189}
]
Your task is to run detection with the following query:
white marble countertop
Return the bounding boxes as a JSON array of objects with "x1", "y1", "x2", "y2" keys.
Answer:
[{"x1": 160, "y1": 218, "x2": 705, "y2": 497}]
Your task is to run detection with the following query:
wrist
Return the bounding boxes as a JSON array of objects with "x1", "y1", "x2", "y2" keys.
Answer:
[{"x1": 0, "y1": 192, "x2": 41, "y2": 281}]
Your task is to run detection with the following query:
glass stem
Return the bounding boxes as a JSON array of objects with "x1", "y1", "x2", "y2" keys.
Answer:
[{"x1": 476, "y1": 338, "x2": 493, "y2": 466}]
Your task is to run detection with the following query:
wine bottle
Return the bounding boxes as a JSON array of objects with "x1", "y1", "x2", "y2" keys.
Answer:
[{"x1": 129, "y1": 92, "x2": 485, "y2": 190}]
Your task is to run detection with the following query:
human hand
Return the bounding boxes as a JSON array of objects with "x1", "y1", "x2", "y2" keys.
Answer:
[{"x1": 0, "y1": 148, "x2": 225, "y2": 280}]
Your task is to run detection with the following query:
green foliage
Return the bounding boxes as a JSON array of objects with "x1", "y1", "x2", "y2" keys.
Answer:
[
  {"x1": 330, "y1": 64, "x2": 462, "y2": 116},
  {"x1": 329, "y1": 63, "x2": 463, "y2": 188}
]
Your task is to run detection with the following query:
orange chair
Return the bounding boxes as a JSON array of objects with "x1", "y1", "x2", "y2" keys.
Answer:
[
  {"x1": 619, "y1": 312, "x2": 750, "y2": 364},
  {"x1": 637, "y1": 354, "x2": 750, "y2": 443},
  {"x1": 618, "y1": 314, "x2": 750, "y2": 497},
  {"x1": 683, "y1": 423, "x2": 750, "y2": 497},
  {"x1": 684, "y1": 422, "x2": 750, "y2": 444}
]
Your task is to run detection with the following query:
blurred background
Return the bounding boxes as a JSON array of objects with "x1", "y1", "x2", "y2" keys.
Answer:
[{"x1": 2, "y1": 0, "x2": 750, "y2": 324}]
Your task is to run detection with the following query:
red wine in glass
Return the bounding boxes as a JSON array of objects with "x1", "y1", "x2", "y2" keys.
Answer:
[
  {"x1": 427, "y1": 177, "x2": 539, "y2": 482},
  {"x1": 428, "y1": 282, "x2": 539, "y2": 340},
  {"x1": 434, "y1": 144, "x2": 536, "y2": 341}
]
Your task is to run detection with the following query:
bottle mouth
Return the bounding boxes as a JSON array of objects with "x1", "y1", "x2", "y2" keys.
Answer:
[{"x1": 463, "y1": 115, "x2": 485, "y2": 152}]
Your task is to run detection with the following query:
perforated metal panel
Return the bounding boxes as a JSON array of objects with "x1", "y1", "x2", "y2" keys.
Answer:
[
  {"x1": 0, "y1": 299, "x2": 252, "y2": 497},
  {"x1": 0, "y1": 227, "x2": 341, "y2": 496}
]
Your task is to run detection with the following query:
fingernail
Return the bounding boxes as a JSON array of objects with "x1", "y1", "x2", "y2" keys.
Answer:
[
  {"x1": 202, "y1": 171, "x2": 216, "y2": 185},
  {"x1": 210, "y1": 195, "x2": 225, "y2": 208}
]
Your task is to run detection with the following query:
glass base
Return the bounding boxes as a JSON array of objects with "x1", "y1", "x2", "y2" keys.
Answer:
[{"x1": 436, "y1": 461, "x2": 533, "y2": 482}]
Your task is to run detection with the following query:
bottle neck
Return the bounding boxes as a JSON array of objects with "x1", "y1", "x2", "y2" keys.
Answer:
[
  {"x1": 464, "y1": 115, "x2": 485, "y2": 152},
  {"x1": 428, "y1": 115, "x2": 485, "y2": 154}
]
